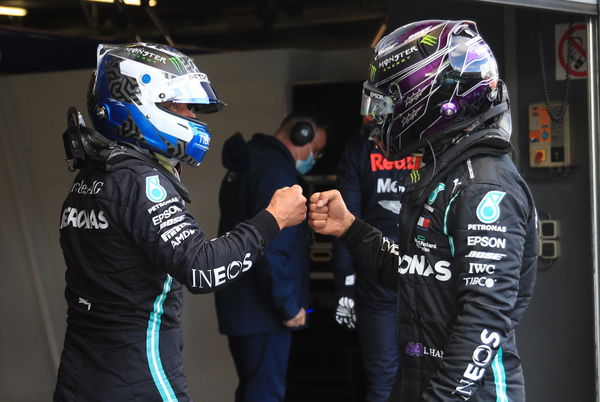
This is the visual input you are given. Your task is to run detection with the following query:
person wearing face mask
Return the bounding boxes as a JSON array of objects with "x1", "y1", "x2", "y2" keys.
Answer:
[{"x1": 215, "y1": 110, "x2": 328, "y2": 402}]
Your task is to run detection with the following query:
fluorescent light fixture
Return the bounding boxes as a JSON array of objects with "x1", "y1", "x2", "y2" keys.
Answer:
[
  {"x1": 0, "y1": 6, "x2": 28, "y2": 16},
  {"x1": 86, "y1": 0, "x2": 157, "y2": 6}
]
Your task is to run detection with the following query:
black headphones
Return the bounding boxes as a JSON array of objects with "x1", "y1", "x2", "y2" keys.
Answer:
[{"x1": 290, "y1": 121, "x2": 315, "y2": 146}]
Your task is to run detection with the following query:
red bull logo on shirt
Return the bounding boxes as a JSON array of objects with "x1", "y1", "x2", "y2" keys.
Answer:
[{"x1": 370, "y1": 153, "x2": 422, "y2": 172}]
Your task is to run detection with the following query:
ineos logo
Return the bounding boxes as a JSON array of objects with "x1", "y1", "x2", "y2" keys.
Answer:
[{"x1": 453, "y1": 329, "x2": 501, "y2": 399}]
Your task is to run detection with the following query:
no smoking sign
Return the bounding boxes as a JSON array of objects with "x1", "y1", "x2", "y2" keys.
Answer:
[{"x1": 555, "y1": 22, "x2": 587, "y2": 80}]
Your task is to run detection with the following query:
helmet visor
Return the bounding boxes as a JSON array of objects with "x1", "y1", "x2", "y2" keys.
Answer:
[
  {"x1": 156, "y1": 73, "x2": 225, "y2": 113},
  {"x1": 360, "y1": 81, "x2": 394, "y2": 123},
  {"x1": 448, "y1": 33, "x2": 497, "y2": 78}
]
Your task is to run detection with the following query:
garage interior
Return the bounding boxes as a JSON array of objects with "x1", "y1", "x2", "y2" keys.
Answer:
[{"x1": 1, "y1": 0, "x2": 599, "y2": 401}]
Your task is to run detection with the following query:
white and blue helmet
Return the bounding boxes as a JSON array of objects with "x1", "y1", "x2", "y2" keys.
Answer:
[{"x1": 88, "y1": 42, "x2": 225, "y2": 166}]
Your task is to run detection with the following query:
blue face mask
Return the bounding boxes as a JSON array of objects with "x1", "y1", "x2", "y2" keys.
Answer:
[{"x1": 296, "y1": 151, "x2": 316, "y2": 174}]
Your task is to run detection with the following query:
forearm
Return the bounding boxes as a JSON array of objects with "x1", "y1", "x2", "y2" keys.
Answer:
[{"x1": 340, "y1": 217, "x2": 399, "y2": 291}]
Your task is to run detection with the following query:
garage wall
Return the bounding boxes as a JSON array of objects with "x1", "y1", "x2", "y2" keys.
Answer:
[
  {"x1": 4, "y1": 7, "x2": 594, "y2": 401},
  {"x1": 0, "y1": 47, "x2": 370, "y2": 402},
  {"x1": 512, "y1": 9, "x2": 594, "y2": 402}
]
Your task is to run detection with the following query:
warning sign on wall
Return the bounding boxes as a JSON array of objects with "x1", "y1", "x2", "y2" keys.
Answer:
[{"x1": 555, "y1": 23, "x2": 587, "y2": 80}]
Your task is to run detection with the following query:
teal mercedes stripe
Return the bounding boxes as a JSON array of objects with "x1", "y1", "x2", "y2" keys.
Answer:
[
  {"x1": 443, "y1": 192, "x2": 461, "y2": 257},
  {"x1": 146, "y1": 275, "x2": 178, "y2": 402},
  {"x1": 492, "y1": 347, "x2": 508, "y2": 402}
]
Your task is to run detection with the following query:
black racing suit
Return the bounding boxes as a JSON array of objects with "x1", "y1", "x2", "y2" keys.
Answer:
[
  {"x1": 339, "y1": 129, "x2": 538, "y2": 401},
  {"x1": 332, "y1": 136, "x2": 417, "y2": 401},
  {"x1": 54, "y1": 147, "x2": 280, "y2": 401}
]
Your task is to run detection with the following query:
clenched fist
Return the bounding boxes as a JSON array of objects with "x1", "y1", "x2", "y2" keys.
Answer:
[
  {"x1": 266, "y1": 185, "x2": 307, "y2": 229},
  {"x1": 283, "y1": 307, "x2": 306, "y2": 328},
  {"x1": 308, "y1": 190, "x2": 355, "y2": 237}
]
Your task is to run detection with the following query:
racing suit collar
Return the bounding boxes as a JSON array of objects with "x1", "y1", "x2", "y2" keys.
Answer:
[
  {"x1": 401, "y1": 128, "x2": 512, "y2": 205},
  {"x1": 106, "y1": 144, "x2": 192, "y2": 203}
]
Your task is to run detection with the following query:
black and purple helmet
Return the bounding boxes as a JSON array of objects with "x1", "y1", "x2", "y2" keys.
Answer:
[{"x1": 362, "y1": 20, "x2": 501, "y2": 160}]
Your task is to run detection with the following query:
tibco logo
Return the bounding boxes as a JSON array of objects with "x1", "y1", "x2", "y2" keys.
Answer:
[{"x1": 463, "y1": 276, "x2": 495, "y2": 288}]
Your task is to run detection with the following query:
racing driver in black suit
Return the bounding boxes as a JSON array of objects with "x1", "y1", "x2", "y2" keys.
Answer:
[
  {"x1": 309, "y1": 20, "x2": 537, "y2": 401},
  {"x1": 54, "y1": 42, "x2": 307, "y2": 401}
]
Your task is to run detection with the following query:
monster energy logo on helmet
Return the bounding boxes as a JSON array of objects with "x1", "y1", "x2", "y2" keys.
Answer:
[
  {"x1": 370, "y1": 65, "x2": 377, "y2": 82},
  {"x1": 420, "y1": 34, "x2": 438, "y2": 46},
  {"x1": 169, "y1": 57, "x2": 186, "y2": 74}
]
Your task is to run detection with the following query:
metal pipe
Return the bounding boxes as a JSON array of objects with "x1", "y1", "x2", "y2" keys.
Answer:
[{"x1": 586, "y1": 14, "x2": 600, "y2": 402}]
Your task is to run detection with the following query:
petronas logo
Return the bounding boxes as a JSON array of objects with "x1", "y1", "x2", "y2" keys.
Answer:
[
  {"x1": 420, "y1": 34, "x2": 438, "y2": 46},
  {"x1": 169, "y1": 57, "x2": 186, "y2": 73},
  {"x1": 370, "y1": 65, "x2": 377, "y2": 82},
  {"x1": 410, "y1": 169, "x2": 421, "y2": 183}
]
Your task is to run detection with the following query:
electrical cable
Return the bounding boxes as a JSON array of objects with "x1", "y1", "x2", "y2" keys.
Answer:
[{"x1": 538, "y1": 18, "x2": 573, "y2": 123}]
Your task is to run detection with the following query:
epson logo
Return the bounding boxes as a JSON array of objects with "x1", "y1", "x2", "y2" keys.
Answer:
[
  {"x1": 398, "y1": 255, "x2": 451, "y2": 281},
  {"x1": 191, "y1": 253, "x2": 253, "y2": 288},
  {"x1": 454, "y1": 329, "x2": 501, "y2": 399},
  {"x1": 377, "y1": 178, "x2": 405, "y2": 194},
  {"x1": 152, "y1": 206, "x2": 183, "y2": 225},
  {"x1": 468, "y1": 263, "x2": 495, "y2": 274},
  {"x1": 60, "y1": 207, "x2": 109, "y2": 230},
  {"x1": 467, "y1": 236, "x2": 506, "y2": 249},
  {"x1": 465, "y1": 251, "x2": 506, "y2": 261}
]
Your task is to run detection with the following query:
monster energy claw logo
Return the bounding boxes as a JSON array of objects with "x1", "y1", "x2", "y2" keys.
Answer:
[
  {"x1": 169, "y1": 57, "x2": 186, "y2": 73},
  {"x1": 370, "y1": 65, "x2": 377, "y2": 82},
  {"x1": 410, "y1": 170, "x2": 421, "y2": 183},
  {"x1": 420, "y1": 34, "x2": 438, "y2": 46}
]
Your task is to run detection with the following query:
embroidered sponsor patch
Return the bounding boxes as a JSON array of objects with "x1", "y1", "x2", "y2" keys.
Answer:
[
  {"x1": 476, "y1": 191, "x2": 505, "y2": 223},
  {"x1": 146, "y1": 175, "x2": 167, "y2": 203}
]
